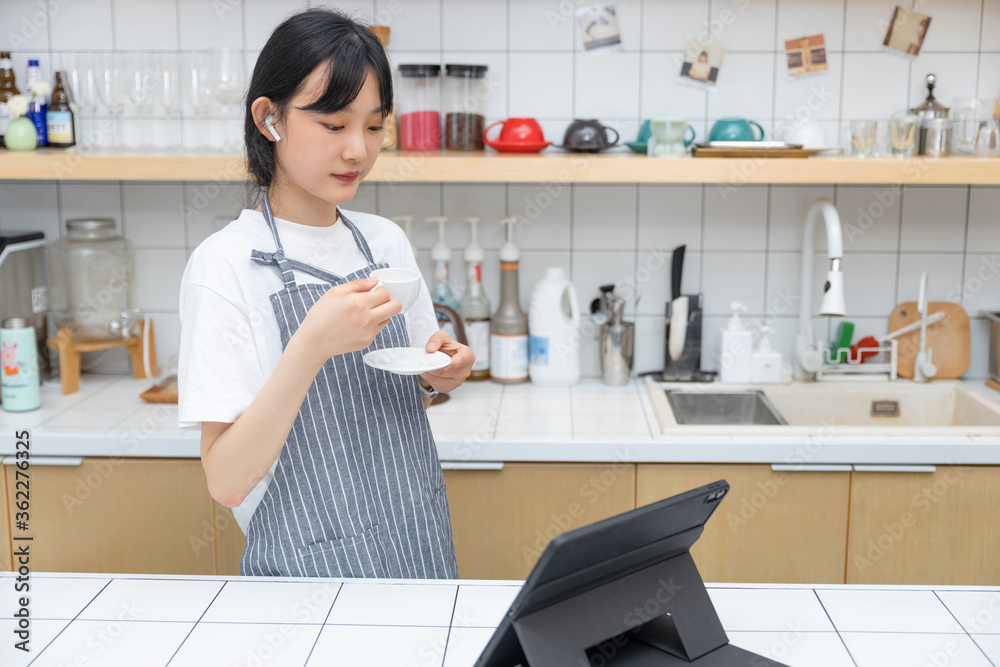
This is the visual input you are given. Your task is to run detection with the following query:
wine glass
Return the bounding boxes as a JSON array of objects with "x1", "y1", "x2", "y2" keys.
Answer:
[
  {"x1": 182, "y1": 52, "x2": 212, "y2": 152},
  {"x1": 120, "y1": 52, "x2": 156, "y2": 151},
  {"x1": 156, "y1": 53, "x2": 181, "y2": 151},
  {"x1": 209, "y1": 48, "x2": 244, "y2": 154},
  {"x1": 94, "y1": 52, "x2": 124, "y2": 151}
]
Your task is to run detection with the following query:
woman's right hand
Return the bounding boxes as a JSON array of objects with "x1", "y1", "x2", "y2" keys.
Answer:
[{"x1": 296, "y1": 277, "x2": 402, "y2": 363}]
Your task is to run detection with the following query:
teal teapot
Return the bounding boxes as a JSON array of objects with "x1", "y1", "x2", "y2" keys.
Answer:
[{"x1": 709, "y1": 118, "x2": 765, "y2": 142}]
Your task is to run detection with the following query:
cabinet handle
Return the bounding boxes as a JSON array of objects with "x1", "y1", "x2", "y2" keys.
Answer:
[
  {"x1": 440, "y1": 462, "x2": 504, "y2": 471},
  {"x1": 1, "y1": 456, "x2": 84, "y2": 466},
  {"x1": 853, "y1": 465, "x2": 937, "y2": 473},
  {"x1": 770, "y1": 464, "x2": 853, "y2": 472}
]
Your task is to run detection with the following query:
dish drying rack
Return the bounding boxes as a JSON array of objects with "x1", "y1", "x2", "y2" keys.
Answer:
[{"x1": 816, "y1": 339, "x2": 898, "y2": 381}]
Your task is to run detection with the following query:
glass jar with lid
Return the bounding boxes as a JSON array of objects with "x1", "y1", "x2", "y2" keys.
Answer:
[
  {"x1": 397, "y1": 64, "x2": 441, "y2": 151},
  {"x1": 48, "y1": 218, "x2": 135, "y2": 340},
  {"x1": 444, "y1": 64, "x2": 488, "y2": 151}
]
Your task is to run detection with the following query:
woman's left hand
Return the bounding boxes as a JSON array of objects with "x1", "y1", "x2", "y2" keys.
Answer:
[{"x1": 419, "y1": 330, "x2": 474, "y2": 394}]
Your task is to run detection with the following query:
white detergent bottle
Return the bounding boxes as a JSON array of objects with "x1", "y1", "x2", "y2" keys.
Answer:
[
  {"x1": 528, "y1": 267, "x2": 581, "y2": 386},
  {"x1": 719, "y1": 301, "x2": 752, "y2": 384}
]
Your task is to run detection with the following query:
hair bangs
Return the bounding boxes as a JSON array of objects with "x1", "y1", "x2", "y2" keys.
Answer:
[{"x1": 299, "y1": 45, "x2": 392, "y2": 119}]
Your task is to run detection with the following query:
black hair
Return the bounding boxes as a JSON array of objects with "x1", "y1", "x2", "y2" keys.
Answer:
[{"x1": 244, "y1": 8, "x2": 393, "y2": 200}]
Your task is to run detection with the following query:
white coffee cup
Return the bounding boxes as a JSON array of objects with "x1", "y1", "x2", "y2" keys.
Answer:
[{"x1": 369, "y1": 268, "x2": 421, "y2": 312}]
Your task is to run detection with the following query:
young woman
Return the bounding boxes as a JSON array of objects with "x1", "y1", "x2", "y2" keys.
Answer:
[{"x1": 178, "y1": 8, "x2": 473, "y2": 580}]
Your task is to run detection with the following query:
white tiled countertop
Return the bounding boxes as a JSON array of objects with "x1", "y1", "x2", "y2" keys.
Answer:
[
  {"x1": 3, "y1": 571, "x2": 1000, "y2": 667},
  {"x1": 0, "y1": 374, "x2": 999, "y2": 465}
]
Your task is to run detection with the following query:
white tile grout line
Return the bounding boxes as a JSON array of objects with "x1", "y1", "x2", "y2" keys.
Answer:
[
  {"x1": 932, "y1": 589, "x2": 999, "y2": 667},
  {"x1": 811, "y1": 587, "x2": 859, "y2": 667}
]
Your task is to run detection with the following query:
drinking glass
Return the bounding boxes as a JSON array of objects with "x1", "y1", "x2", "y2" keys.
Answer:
[
  {"x1": 120, "y1": 52, "x2": 156, "y2": 150},
  {"x1": 952, "y1": 97, "x2": 989, "y2": 154},
  {"x1": 850, "y1": 120, "x2": 877, "y2": 158},
  {"x1": 888, "y1": 114, "x2": 919, "y2": 158},
  {"x1": 974, "y1": 119, "x2": 1000, "y2": 156}
]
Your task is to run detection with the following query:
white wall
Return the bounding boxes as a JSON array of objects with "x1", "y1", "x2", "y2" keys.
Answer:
[{"x1": 0, "y1": 0, "x2": 997, "y2": 379}]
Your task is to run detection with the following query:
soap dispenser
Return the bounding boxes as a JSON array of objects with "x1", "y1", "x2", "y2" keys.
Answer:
[
  {"x1": 719, "y1": 302, "x2": 752, "y2": 384},
  {"x1": 751, "y1": 325, "x2": 783, "y2": 384}
]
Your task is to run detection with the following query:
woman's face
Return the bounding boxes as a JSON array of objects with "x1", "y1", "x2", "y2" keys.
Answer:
[
  {"x1": 271, "y1": 65, "x2": 386, "y2": 205},
  {"x1": 698, "y1": 52, "x2": 708, "y2": 64}
]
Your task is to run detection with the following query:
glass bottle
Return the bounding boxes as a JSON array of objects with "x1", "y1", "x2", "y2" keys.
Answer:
[
  {"x1": 46, "y1": 71, "x2": 75, "y2": 148},
  {"x1": 0, "y1": 51, "x2": 20, "y2": 148}
]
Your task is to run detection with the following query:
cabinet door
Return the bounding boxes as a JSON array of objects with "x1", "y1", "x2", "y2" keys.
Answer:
[
  {"x1": 636, "y1": 464, "x2": 851, "y2": 584},
  {"x1": 0, "y1": 463, "x2": 10, "y2": 571},
  {"x1": 847, "y1": 466, "x2": 1000, "y2": 585},
  {"x1": 443, "y1": 463, "x2": 636, "y2": 580},
  {"x1": 3, "y1": 458, "x2": 217, "y2": 575},
  {"x1": 214, "y1": 503, "x2": 245, "y2": 575}
]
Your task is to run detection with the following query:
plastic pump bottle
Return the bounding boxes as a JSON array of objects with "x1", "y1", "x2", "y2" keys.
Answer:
[
  {"x1": 392, "y1": 215, "x2": 416, "y2": 256},
  {"x1": 426, "y1": 216, "x2": 460, "y2": 338},
  {"x1": 719, "y1": 302, "x2": 753, "y2": 384},
  {"x1": 460, "y1": 216, "x2": 491, "y2": 381},
  {"x1": 490, "y1": 215, "x2": 529, "y2": 383},
  {"x1": 750, "y1": 325, "x2": 783, "y2": 384}
]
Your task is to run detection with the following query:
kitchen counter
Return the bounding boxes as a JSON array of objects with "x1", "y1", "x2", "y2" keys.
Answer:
[
  {"x1": 3, "y1": 570, "x2": 1000, "y2": 666},
  {"x1": 1, "y1": 374, "x2": 999, "y2": 465}
]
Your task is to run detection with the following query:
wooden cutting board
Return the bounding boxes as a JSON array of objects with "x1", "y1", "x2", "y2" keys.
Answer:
[
  {"x1": 140, "y1": 374, "x2": 178, "y2": 403},
  {"x1": 889, "y1": 302, "x2": 970, "y2": 379}
]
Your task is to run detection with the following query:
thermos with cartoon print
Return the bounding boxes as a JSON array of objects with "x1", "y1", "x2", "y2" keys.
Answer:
[{"x1": 1, "y1": 317, "x2": 40, "y2": 411}]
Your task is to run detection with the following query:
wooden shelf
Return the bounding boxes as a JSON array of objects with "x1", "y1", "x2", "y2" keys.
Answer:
[{"x1": 1, "y1": 149, "x2": 999, "y2": 184}]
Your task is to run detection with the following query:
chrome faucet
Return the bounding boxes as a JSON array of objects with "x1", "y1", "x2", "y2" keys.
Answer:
[{"x1": 795, "y1": 199, "x2": 847, "y2": 380}]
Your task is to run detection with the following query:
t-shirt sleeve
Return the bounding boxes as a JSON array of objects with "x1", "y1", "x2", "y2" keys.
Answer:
[{"x1": 177, "y1": 281, "x2": 266, "y2": 429}]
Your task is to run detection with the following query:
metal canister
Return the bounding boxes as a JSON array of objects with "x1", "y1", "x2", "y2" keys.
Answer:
[
  {"x1": 599, "y1": 321, "x2": 634, "y2": 386},
  {"x1": 920, "y1": 118, "x2": 952, "y2": 157},
  {"x1": 910, "y1": 73, "x2": 950, "y2": 155},
  {"x1": 1, "y1": 317, "x2": 41, "y2": 411}
]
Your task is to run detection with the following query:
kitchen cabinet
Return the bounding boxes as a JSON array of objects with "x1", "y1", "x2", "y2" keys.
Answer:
[
  {"x1": 214, "y1": 503, "x2": 244, "y2": 576},
  {"x1": 635, "y1": 464, "x2": 851, "y2": 584},
  {"x1": 2, "y1": 150, "x2": 999, "y2": 184},
  {"x1": 2, "y1": 457, "x2": 217, "y2": 575},
  {"x1": 847, "y1": 466, "x2": 1000, "y2": 585},
  {"x1": 442, "y1": 462, "x2": 636, "y2": 580}
]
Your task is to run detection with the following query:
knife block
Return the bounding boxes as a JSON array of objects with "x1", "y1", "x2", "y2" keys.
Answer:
[{"x1": 662, "y1": 294, "x2": 707, "y2": 381}]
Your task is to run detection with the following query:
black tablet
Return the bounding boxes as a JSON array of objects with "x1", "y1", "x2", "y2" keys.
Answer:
[{"x1": 474, "y1": 479, "x2": 788, "y2": 667}]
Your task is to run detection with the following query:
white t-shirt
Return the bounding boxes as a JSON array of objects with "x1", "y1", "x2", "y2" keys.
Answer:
[{"x1": 177, "y1": 207, "x2": 439, "y2": 533}]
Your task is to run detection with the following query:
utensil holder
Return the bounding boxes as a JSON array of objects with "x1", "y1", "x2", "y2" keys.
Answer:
[
  {"x1": 46, "y1": 319, "x2": 157, "y2": 394},
  {"x1": 600, "y1": 321, "x2": 634, "y2": 386}
]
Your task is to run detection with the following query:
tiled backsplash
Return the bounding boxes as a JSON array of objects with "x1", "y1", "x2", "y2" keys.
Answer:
[
  {"x1": 0, "y1": 0, "x2": 997, "y2": 379},
  {"x1": 1, "y1": 179, "x2": 996, "y2": 380}
]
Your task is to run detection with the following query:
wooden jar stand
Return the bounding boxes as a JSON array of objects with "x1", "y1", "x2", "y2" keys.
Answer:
[{"x1": 46, "y1": 319, "x2": 158, "y2": 394}]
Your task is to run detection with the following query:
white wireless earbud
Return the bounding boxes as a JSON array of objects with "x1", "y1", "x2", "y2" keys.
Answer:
[{"x1": 264, "y1": 114, "x2": 281, "y2": 142}]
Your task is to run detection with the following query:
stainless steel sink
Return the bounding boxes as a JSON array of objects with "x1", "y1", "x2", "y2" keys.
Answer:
[{"x1": 664, "y1": 390, "x2": 787, "y2": 426}]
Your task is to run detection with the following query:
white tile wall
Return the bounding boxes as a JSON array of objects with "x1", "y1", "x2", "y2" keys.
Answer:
[{"x1": 3, "y1": 0, "x2": 999, "y2": 380}]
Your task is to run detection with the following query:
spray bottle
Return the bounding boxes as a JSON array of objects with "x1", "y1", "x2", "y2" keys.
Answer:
[
  {"x1": 426, "y1": 216, "x2": 461, "y2": 338},
  {"x1": 460, "y1": 216, "x2": 491, "y2": 380},
  {"x1": 490, "y1": 215, "x2": 528, "y2": 383}
]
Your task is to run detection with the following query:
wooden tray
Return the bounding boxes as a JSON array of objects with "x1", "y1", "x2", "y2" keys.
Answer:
[
  {"x1": 140, "y1": 374, "x2": 178, "y2": 404},
  {"x1": 692, "y1": 146, "x2": 811, "y2": 158},
  {"x1": 889, "y1": 302, "x2": 970, "y2": 379}
]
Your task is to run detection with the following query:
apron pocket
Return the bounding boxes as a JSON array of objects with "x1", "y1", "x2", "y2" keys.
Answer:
[{"x1": 296, "y1": 524, "x2": 391, "y2": 579}]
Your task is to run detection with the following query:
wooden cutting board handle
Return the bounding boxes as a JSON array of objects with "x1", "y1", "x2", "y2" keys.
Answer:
[{"x1": 889, "y1": 302, "x2": 970, "y2": 379}]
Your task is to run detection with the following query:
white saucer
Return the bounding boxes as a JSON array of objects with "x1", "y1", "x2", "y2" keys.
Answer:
[{"x1": 362, "y1": 347, "x2": 451, "y2": 375}]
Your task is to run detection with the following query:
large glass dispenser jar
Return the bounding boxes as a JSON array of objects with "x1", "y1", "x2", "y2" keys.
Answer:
[
  {"x1": 397, "y1": 64, "x2": 441, "y2": 151},
  {"x1": 48, "y1": 218, "x2": 135, "y2": 340},
  {"x1": 444, "y1": 64, "x2": 488, "y2": 151}
]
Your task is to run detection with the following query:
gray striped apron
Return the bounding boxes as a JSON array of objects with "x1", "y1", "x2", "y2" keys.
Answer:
[{"x1": 239, "y1": 192, "x2": 458, "y2": 580}]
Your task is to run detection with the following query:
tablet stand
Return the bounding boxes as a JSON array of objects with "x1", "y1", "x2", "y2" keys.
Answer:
[{"x1": 510, "y1": 550, "x2": 788, "y2": 667}]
